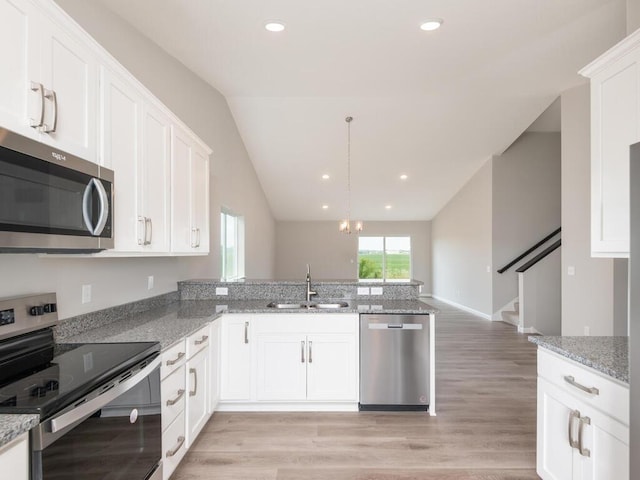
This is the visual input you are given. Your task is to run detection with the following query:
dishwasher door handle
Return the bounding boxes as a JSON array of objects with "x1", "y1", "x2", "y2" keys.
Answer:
[
  {"x1": 387, "y1": 324, "x2": 403, "y2": 329},
  {"x1": 368, "y1": 323, "x2": 424, "y2": 330}
]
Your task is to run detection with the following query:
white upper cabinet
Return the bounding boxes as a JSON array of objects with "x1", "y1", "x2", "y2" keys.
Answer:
[
  {"x1": 171, "y1": 124, "x2": 211, "y2": 255},
  {"x1": 580, "y1": 30, "x2": 640, "y2": 257}
]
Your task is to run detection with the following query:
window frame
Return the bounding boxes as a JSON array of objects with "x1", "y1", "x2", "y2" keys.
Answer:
[
  {"x1": 357, "y1": 235, "x2": 412, "y2": 282},
  {"x1": 220, "y1": 209, "x2": 245, "y2": 281}
]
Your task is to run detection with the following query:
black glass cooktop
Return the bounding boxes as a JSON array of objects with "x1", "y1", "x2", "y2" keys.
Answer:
[{"x1": 0, "y1": 342, "x2": 159, "y2": 419}]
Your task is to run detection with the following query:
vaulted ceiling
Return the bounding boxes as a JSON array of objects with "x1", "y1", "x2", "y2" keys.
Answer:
[{"x1": 97, "y1": 0, "x2": 626, "y2": 221}]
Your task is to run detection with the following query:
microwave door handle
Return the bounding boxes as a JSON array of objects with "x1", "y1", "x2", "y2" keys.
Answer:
[
  {"x1": 92, "y1": 178, "x2": 110, "y2": 236},
  {"x1": 82, "y1": 180, "x2": 96, "y2": 235}
]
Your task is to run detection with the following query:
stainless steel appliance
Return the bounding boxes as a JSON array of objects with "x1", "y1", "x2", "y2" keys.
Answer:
[
  {"x1": 359, "y1": 313, "x2": 430, "y2": 410},
  {"x1": 0, "y1": 127, "x2": 114, "y2": 252},
  {"x1": 629, "y1": 143, "x2": 640, "y2": 478},
  {"x1": 0, "y1": 293, "x2": 161, "y2": 480}
]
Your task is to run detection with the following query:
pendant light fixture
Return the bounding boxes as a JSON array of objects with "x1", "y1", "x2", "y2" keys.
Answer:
[{"x1": 339, "y1": 116, "x2": 363, "y2": 234}]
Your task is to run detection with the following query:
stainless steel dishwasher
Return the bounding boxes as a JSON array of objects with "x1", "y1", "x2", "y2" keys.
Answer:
[{"x1": 359, "y1": 313, "x2": 430, "y2": 411}]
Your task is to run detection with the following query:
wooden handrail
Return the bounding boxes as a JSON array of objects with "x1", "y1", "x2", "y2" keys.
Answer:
[
  {"x1": 496, "y1": 227, "x2": 561, "y2": 274},
  {"x1": 515, "y1": 239, "x2": 562, "y2": 273}
]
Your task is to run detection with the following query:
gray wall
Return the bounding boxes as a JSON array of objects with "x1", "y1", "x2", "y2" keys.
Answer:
[
  {"x1": 560, "y1": 84, "x2": 615, "y2": 335},
  {"x1": 628, "y1": 0, "x2": 640, "y2": 34},
  {"x1": 492, "y1": 132, "x2": 561, "y2": 312},
  {"x1": 274, "y1": 221, "x2": 432, "y2": 291},
  {"x1": 0, "y1": 0, "x2": 276, "y2": 319},
  {"x1": 432, "y1": 162, "x2": 493, "y2": 315}
]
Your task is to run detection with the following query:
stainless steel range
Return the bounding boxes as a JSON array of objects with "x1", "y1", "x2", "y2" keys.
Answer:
[{"x1": 0, "y1": 293, "x2": 162, "y2": 480}]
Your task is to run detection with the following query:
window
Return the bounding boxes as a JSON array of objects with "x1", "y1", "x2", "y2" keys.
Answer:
[
  {"x1": 220, "y1": 210, "x2": 245, "y2": 280},
  {"x1": 358, "y1": 236, "x2": 411, "y2": 281}
]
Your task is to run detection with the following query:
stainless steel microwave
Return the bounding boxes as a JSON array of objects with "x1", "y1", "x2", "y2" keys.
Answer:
[{"x1": 0, "y1": 127, "x2": 114, "y2": 253}]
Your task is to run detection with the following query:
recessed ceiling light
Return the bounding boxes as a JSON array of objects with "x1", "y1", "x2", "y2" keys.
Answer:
[
  {"x1": 322, "y1": 205, "x2": 329, "y2": 210},
  {"x1": 400, "y1": 174, "x2": 408, "y2": 180},
  {"x1": 420, "y1": 19, "x2": 443, "y2": 31},
  {"x1": 264, "y1": 21, "x2": 286, "y2": 32},
  {"x1": 322, "y1": 174, "x2": 330, "y2": 180},
  {"x1": 385, "y1": 205, "x2": 392, "y2": 210}
]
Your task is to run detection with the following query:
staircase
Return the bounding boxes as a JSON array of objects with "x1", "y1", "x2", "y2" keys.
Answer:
[{"x1": 501, "y1": 300, "x2": 520, "y2": 326}]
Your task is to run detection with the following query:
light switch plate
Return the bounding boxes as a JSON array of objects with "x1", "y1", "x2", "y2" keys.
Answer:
[
  {"x1": 215, "y1": 287, "x2": 229, "y2": 296},
  {"x1": 370, "y1": 287, "x2": 383, "y2": 296},
  {"x1": 357, "y1": 287, "x2": 370, "y2": 296},
  {"x1": 82, "y1": 284, "x2": 91, "y2": 304},
  {"x1": 147, "y1": 276, "x2": 154, "y2": 290}
]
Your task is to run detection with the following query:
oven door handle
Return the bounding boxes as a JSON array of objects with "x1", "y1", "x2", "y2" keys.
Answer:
[{"x1": 50, "y1": 356, "x2": 161, "y2": 434}]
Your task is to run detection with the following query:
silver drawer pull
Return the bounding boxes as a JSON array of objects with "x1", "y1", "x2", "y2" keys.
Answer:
[
  {"x1": 166, "y1": 352, "x2": 185, "y2": 366},
  {"x1": 166, "y1": 435, "x2": 185, "y2": 457},
  {"x1": 578, "y1": 416, "x2": 591, "y2": 457},
  {"x1": 189, "y1": 367, "x2": 198, "y2": 396},
  {"x1": 564, "y1": 375, "x2": 599, "y2": 395},
  {"x1": 166, "y1": 389, "x2": 185, "y2": 406},
  {"x1": 568, "y1": 410, "x2": 580, "y2": 449},
  {"x1": 194, "y1": 335, "x2": 209, "y2": 345}
]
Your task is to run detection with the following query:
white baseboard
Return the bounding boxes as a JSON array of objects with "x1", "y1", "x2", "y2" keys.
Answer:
[
  {"x1": 217, "y1": 402, "x2": 359, "y2": 412},
  {"x1": 430, "y1": 296, "x2": 492, "y2": 320},
  {"x1": 518, "y1": 326, "x2": 541, "y2": 334}
]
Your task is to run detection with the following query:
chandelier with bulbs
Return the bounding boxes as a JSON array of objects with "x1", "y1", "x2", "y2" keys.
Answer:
[{"x1": 339, "y1": 116, "x2": 363, "y2": 234}]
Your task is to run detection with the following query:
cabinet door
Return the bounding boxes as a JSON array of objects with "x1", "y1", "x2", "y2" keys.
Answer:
[
  {"x1": 161, "y1": 364, "x2": 186, "y2": 432},
  {"x1": 191, "y1": 144, "x2": 210, "y2": 253},
  {"x1": 0, "y1": 433, "x2": 28, "y2": 480},
  {"x1": 38, "y1": 17, "x2": 97, "y2": 162},
  {"x1": 99, "y1": 66, "x2": 143, "y2": 251},
  {"x1": 209, "y1": 320, "x2": 221, "y2": 413},
  {"x1": 256, "y1": 333, "x2": 307, "y2": 401},
  {"x1": 590, "y1": 54, "x2": 640, "y2": 257},
  {"x1": 537, "y1": 377, "x2": 575, "y2": 480},
  {"x1": 306, "y1": 333, "x2": 357, "y2": 401},
  {"x1": 0, "y1": 0, "x2": 39, "y2": 139},
  {"x1": 220, "y1": 316, "x2": 252, "y2": 401},
  {"x1": 141, "y1": 103, "x2": 171, "y2": 252},
  {"x1": 186, "y1": 347, "x2": 210, "y2": 447},
  {"x1": 170, "y1": 125, "x2": 193, "y2": 253}
]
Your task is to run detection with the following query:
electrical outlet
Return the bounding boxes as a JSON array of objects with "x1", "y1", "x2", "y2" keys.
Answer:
[
  {"x1": 357, "y1": 287, "x2": 370, "y2": 296},
  {"x1": 486, "y1": 265, "x2": 491, "y2": 273},
  {"x1": 568, "y1": 266, "x2": 575, "y2": 276},
  {"x1": 147, "y1": 276, "x2": 154, "y2": 290},
  {"x1": 370, "y1": 287, "x2": 383, "y2": 296},
  {"x1": 584, "y1": 326, "x2": 590, "y2": 336},
  {"x1": 82, "y1": 284, "x2": 92, "y2": 304},
  {"x1": 215, "y1": 287, "x2": 229, "y2": 296}
]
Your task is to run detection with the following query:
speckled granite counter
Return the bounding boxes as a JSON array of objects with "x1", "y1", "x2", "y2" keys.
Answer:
[
  {"x1": 0, "y1": 414, "x2": 39, "y2": 448},
  {"x1": 529, "y1": 336, "x2": 629, "y2": 384}
]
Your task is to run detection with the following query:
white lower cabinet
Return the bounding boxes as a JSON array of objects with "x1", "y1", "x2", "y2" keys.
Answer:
[
  {"x1": 537, "y1": 349, "x2": 629, "y2": 480},
  {"x1": 0, "y1": 433, "x2": 28, "y2": 480},
  {"x1": 162, "y1": 411, "x2": 187, "y2": 480},
  {"x1": 186, "y1": 347, "x2": 209, "y2": 447},
  {"x1": 220, "y1": 314, "x2": 358, "y2": 410},
  {"x1": 208, "y1": 319, "x2": 221, "y2": 413}
]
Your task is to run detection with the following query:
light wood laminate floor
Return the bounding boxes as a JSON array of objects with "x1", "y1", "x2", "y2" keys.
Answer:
[{"x1": 173, "y1": 299, "x2": 539, "y2": 480}]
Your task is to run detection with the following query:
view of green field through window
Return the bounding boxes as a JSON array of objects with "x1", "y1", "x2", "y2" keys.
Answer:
[{"x1": 358, "y1": 236, "x2": 411, "y2": 281}]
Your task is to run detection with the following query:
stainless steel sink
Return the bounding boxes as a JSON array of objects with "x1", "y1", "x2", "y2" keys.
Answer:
[{"x1": 266, "y1": 301, "x2": 349, "y2": 309}]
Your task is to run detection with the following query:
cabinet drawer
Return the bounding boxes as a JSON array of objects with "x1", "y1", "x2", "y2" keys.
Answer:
[
  {"x1": 162, "y1": 340, "x2": 187, "y2": 380},
  {"x1": 187, "y1": 324, "x2": 210, "y2": 359},
  {"x1": 161, "y1": 365, "x2": 186, "y2": 431},
  {"x1": 537, "y1": 348, "x2": 629, "y2": 425},
  {"x1": 162, "y1": 411, "x2": 187, "y2": 480}
]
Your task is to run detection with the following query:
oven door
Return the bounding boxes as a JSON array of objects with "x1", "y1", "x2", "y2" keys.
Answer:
[
  {"x1": 30, "y1": 357, "x2": 162, "y2": 480},
  {"x1": 0, "y1": 128, "x2": 113, "y2": 252}
]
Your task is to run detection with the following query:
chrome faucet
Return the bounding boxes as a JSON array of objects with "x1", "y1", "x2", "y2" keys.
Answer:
[{"x1": 306, "y1": 264, "x2": 317, "y2": 302}]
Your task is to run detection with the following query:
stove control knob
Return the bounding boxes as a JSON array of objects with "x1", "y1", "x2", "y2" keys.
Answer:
[
  {"x1": 29, "y1": 305, "x2": 44, "y2": 316},
  {"x1": 43, "y1": 303, "x2": 57, "y2": 313}
]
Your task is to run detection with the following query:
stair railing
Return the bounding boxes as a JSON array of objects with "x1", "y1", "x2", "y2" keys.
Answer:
[
  {"x1": 515, "y1": 239, "x2": 561, "y2": 273},
  {"x1": 496, "y1": 227, "x2": 561, "y2": 274}
]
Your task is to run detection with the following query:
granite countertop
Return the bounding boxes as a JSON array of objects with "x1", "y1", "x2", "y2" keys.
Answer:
[
  {"x1": 0, "y1": 414, "x2": 39, "y2": 449},
  {"x1": 529, "y1": 336, "x2": 629, "y2": 384},
  {"x1": 181, "y1": 278, "x2": 425, "y2": 286}
]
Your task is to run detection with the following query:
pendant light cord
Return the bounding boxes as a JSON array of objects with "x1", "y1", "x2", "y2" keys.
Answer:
[{"x1": 346, "y1": 116, "x2": 353, "y2": 225}]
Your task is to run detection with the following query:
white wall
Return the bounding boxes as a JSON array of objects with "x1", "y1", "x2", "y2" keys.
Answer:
[
  {"x1": 274, "y1": 221, "x2": 432, "y2": 291},
  {"x1": 0, "y1": 1, "x2": 276, "y2": 319},
  {"x1": 519, "y1": 249, "x2": 561, "y2": 335},
  {"x1": 561, "y1": 84, "x2": 615, "y2": 335},
  {"x1": 492, "y1": 132, "x2": 561, "y2": 312},
  {"x1": 432, "y1": 162, "x2": 493, "y2": 315}
]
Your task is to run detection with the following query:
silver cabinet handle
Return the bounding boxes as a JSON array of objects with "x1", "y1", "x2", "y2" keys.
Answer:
[
  {"x1": 138, "y1": 217, "x2": 146, "y2": 245},
  {"x1": 194, "y1": 335, "x2": 208, "y2": 345},
  {"x1": 144, "y1": 217, "x2": 152, "y2": 245},
  {"x1": 191, "y1": 227, "x2": 198, "y2": 248},
  {"x1": 244, "y1": 321, "x2": 249, "y2": 344},
  {"x1": 308, "y1": 340, "x2": 313, "y2": 363},
  {"x1": 166, "y1": 389, "x2": 185, "y2": 406},
  {"x1": 29, "y1": 82, "x2": 44, "y2": 128},
  {"x1": 301, "y1": 340, "x2": 305, "y2": 363},
  {"x1": 568, "y1": 409, "x2": 580, "y2": 449},
  {"x1": 43, "y1": 88, "x2": 57, "y2": 133},
  {"x1": 166, "y1": 352, "x2": 185, "y2": 366},
  {"x1": 564, "y1": 376, "x2": 599, "y2": 396},
  {"x1": 166, "y1": 436, "x2": 185, "y2": 458},
  {"x1": 189, "y1": 367, "x2": 198, "y2": 396},
  {"x1": 195, "y1": 227, "x2": 201, "y2": 247},
  {"x1": 578, "y1": 416, "x2": 591, "y2": 457}
]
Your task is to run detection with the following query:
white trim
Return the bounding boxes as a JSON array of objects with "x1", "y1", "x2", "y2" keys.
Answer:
[
  {"x1": 580, "y1": 28, "x2": 640, "y2": 78},
  {"x1": 430, "y1": 296, "x2": 491, "y2": 320},
  {"x1": 217, "y1": 402, "x2": 358, "y2": 412},
  {"x1": 518, "y1": 326, "x2": 541, "y2": 334}
]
